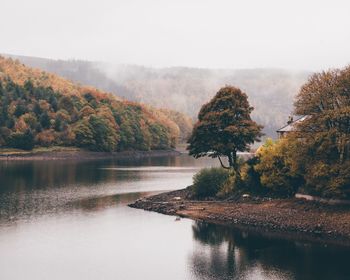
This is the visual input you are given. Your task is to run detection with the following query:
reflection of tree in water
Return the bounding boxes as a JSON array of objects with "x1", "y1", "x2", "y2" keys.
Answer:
[
  {"x1": 0, "y1": 160, "x2": 146, "y2": 223},
  {"x1": 0, "y1": 160, "x2": 148, "y2": 191},
  {"x1": 0, "y1": 155, "x2": 216, "y2": 192},
  {"x1": 190, "y1": 221, "x2": 350, "y2": 280}
]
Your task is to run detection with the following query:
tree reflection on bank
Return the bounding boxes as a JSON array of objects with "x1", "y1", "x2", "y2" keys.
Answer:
[{"x1": 190, "y1": 221, "x2": 350, "y2": 280}]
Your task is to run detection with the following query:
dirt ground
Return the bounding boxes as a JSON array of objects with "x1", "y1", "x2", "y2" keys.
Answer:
[{"x1": 129, "y1": 188, "x2": 350, "y2": 246}]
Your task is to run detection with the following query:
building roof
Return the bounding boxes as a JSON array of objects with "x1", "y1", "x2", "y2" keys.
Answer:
[{"x1": 276, "y1": 116, "x2": 307, "y2": 133}]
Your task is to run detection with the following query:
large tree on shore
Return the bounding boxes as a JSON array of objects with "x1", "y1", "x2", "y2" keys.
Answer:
[
  {"x1": 187, "y1": 86, "x2": 263, "y2": 171},
  {"x1": 294, "y1": 68, "x2": 350, "y2": 163},
  {"x1": 292, "y1": 67, "x2": 350, "y2": 197}
]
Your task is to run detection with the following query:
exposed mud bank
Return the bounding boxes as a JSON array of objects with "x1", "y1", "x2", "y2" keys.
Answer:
[{"x1": 129, "y1": 188, "x2": 350, "y2": 246}]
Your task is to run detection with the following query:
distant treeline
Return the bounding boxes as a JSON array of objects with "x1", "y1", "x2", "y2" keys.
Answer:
[
  {"x1": 0, "y1": 56, "x2": 192, "y2": 151},
  {"x1": 6, "y1": 54, "x2": 310, "y2": 137},
  {"x1": 0, "y1": 78, "x2": 179, "y2": 151}
]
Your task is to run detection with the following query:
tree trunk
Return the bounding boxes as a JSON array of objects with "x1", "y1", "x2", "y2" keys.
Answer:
[
  {"x1": 218, "y1": 151, "x2": 240, "y2": 173},
  {"x1": 218, "y1": 156, "x2": 230, "y2": 169},
  {"x1": 228, "y1": 153, "x2": 234, "y2": 168}
]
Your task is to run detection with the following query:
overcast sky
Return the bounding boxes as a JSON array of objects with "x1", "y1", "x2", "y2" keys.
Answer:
[{"x1": 1, "y1": 0, "x2": 350, "y2": 70}]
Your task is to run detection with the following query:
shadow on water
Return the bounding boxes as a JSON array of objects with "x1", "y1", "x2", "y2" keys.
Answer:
[{"x1": 190, "y1": 221, "x2": 350, "y2": 280}]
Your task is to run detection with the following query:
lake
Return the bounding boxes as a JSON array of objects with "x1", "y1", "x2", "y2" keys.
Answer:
[{"x1": 0, "y1": 155, "x2": 349, "y2": 280}]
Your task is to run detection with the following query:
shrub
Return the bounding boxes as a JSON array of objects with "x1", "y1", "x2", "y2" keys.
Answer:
[
  {"x1": 255, "y1": 138, "x2": 303, "y2": 197},
  {"x1": 240, "y1": 157, "x2": 264, "y2": 194},
  {"x1": 192, "y1": 167, "x2": 230, "y2": 198},
  {"x1": 302, "y1": 160, "x2": 350, "y2": 199},
  {"x1": 7, "y1": 130, "x2": 34, "y2": 150},
  {"x1": 216, "y1": 171, "x2": 238, "y2": 198},
  {"x1": 35, "y1": 129, "x2": 56, "y2": 147}
]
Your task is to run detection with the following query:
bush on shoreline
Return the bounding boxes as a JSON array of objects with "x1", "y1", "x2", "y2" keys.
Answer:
[
  {"x1": 191, "y1": 135, "x2": 350, "y2": 200},
  {"x1": 192, "y1": 167, "x2": 230, "y2": 198},
  {"x1": 191, "y1": 65, "x2": 350, "y2": 200},
  {"x1": 254, "y1": 138, "x2": 304, "y2": 197}
]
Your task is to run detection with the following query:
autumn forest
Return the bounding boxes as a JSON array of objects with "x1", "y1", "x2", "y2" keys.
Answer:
[{"x1": 0, "y1": 56, "x2": 192, "y2": 151}]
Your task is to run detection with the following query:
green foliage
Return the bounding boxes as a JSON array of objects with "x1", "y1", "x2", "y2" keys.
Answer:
[
  {"x1": 73, "y1": 119, "x2": 95, "y2": 148},
  {"x1": 58, "y1": 96, "x2": 74, "y2": 113},
  {"x1": 0, "y1": 56, "x2": 193, "y2": 152},
  {"x1": 290, "y1": 131, "x2": 350, "y2": 198},
  {"x1": 12, "y1": 55, "x2": 308, "y2": 138},
  {"x1": 160, "y1": 109, "x2": 193, "y2": 143},
  {"x1": 14, "y1": 103, "x2": 27, "y2": 117},
  {"x1": 88, "y1": 115, "x2": 118, "y2": 152},
  {"x1": 7, "y1": 130, "x2": 34, "y2": 150},
  {"x1": 54, "y1": 117, "x2": 62, "y2": 131},
  {"x1": 49, "y1": 95, "x2": 58, "y2": 111},
  {"x1": 239, "y1": 157, "x2": 264, "y2": 194},
  {"x1": 302, "y1": 162, "x2": 350, "y2": 198},
  {"x1": 40, "y1": 112, "x2": 51, "y2": 129},
  {"x1": 292, "y1": 66, "x2": 350, "y2": 198},
  {"x1": 216, "y1": 171, "x2": 241, "y2": 198},
  {"x1": 0, "y1": 76, "x2": 178, "y2": 152},
  {"x1": 188, "y1": 86, "x2": 263, "y2": 170},
  {"x1": 33, "y1": 102, "x2": 42, "y2": 116},
  {"x1": 255, "y1": 138, "x2": 303, "y2": 197},
  {"x1": 192, "y1": 167, "x2": 230, "y2": 198},
  {"x1": 149, "y1": 123, "x2": 171, "y2": 149}
]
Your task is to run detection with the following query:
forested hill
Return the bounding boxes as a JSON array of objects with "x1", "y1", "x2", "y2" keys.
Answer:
[
  {"x1": 5, "y1": 54, "x2": 311, "y2": 137},
  {"x1": 0, "y1": 56, "x2": 189, "y2": 151}
]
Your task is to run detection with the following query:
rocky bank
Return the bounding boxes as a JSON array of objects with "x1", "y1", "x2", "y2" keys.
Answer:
[{"x1": 129, "y1": 188, "x2": 350, "y2": 246}]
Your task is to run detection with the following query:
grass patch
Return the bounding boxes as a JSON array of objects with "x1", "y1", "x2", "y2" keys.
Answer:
[{"x1": 0, "y1": 146, "x2": 81, "y2": 155}]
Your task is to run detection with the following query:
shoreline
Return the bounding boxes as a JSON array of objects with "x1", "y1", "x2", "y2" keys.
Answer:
[
  {"x1": 129, "y1": 188, "x2": 350, "y2": 247},
  {"x1": 0, "y1": 149, "x2": 181, "y2": 161}
]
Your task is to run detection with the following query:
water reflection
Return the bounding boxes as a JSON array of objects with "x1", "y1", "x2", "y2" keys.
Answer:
[
  {"x1": 68, "y1": 192, "x2": 155, "y2": 212},
  {"x1": 0, "y1": 156, "x2": 216, "y2": 191},
  {"x1": 0, "y1": 156, "x2": 217, "y2": 225},
  {"x1": 1, "y1": 156, "x2": 350, "y2": 280},
  {"x1": 191, "y1": 222, "x2": 350, "y2": 280},
  {"x1": 0, "y1": 160, "x2": 143, "y2": 191}
]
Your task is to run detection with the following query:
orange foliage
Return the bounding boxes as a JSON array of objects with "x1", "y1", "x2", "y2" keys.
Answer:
[
  {"x1": 35, "y1": 129, "x2": 56, "y2": 146},
  {"x1": 14, "y1": 118, "x2": 29, "y2": 132},
  {"x1": 0, "y1": 56, "x2": 189, "y2": 149},
  {"x1": 0, "y1": 56, "x2": 122, "y2": 101}
]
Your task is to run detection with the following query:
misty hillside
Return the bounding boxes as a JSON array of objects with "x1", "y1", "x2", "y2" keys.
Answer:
[
  {"x1": 0, "y1": 56, "x2": 191, "y2": 151},
  {"x1": 6, "y1": 54, "x2": 311, "y2": 137}
]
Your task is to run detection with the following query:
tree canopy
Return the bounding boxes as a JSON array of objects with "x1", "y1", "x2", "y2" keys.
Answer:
[
  {"x1": 292, "y1": 67, "x2": 350, "y2": 197},
  {"x1": 252, "y1": 66, "x2": 350, "y2": 199},
  {"x1": 0, "y1": 56, "x2": 188, "y2": 151},
  {"x1": 187, "y1": 86, "x2": 263, "y2": 170}
]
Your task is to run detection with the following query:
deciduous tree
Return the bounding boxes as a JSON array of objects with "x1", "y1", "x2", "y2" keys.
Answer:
[{"x1": 187, "y1": 86, "x2": 263, "y2": 171}]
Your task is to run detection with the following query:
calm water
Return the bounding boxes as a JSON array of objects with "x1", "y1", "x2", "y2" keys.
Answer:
[{"x1": 0, "y1": 155, "x2": 349, "y2": 280}]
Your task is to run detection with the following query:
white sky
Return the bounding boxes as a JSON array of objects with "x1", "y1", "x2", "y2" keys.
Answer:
[{"x1": 1, "y1": 0, "x2": 350, "y2": 70}]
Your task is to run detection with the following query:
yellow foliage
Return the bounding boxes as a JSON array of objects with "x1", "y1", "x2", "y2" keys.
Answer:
[
  {"x1": 0, "y1": 56, "x2": 187, "y2": 149},
  {"x1": 79, "y1": 105, "x2": 96, "y2": 118}
]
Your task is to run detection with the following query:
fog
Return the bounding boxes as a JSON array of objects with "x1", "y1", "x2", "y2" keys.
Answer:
[
  {"x1": 96, "y1": 62, "x2": 309, "y2": 136},
  {"x1": 1, "y1": 0, "x2": 350, "y2": 70}
]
